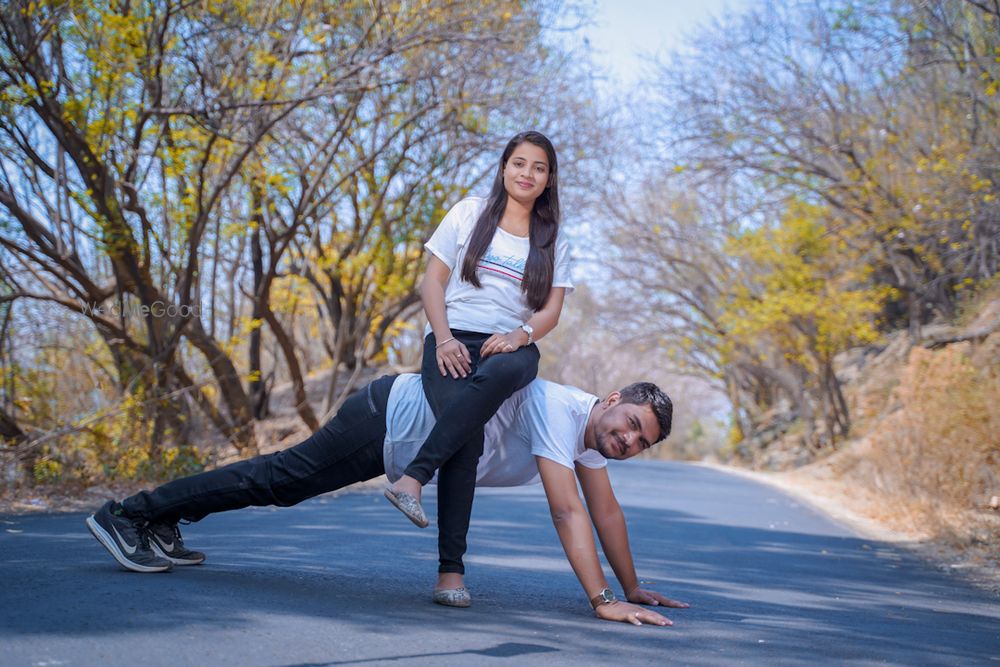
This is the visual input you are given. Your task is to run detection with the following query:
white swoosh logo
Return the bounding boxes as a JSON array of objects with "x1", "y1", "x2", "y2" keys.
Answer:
[
  {"x1": 112, "y1": 525, "x2": 138, "y2": 555},
  {"x1": 158, "y1": 538, "x2": 175, "y2": 552}
]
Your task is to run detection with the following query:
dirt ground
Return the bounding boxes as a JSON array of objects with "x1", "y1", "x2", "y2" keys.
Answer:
[
  {"x1": 0, "y1": 476, "x2": 388, "y2": 518},
  {"x1": 703, "y1": 462, "x2": 1000, "y2": 597}
]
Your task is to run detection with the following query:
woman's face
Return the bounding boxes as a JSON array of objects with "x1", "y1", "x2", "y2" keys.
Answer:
[{"x1": 502, "y1": 142, "x2": 551, "y2": 206}]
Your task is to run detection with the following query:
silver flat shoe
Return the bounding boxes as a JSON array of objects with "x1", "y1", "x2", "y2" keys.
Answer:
[
  {"x1": 383, "y1": 487, "x2": 429, "y2": 528},
  {"x1": 433, "y1": 587, "x2": 471, "y2": 608}
]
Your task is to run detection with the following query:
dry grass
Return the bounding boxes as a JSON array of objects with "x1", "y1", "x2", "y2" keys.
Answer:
[
  {"x1": 774, "y1": 332, "x2": 1000, "y2": 592},
  {"x1": 867, "y1": 344, "x2": 999, "y2": 528}
]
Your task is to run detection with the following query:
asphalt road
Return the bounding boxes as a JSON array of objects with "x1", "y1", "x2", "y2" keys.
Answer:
[{"x1": 1, "y1": 460, "x2": 998, "y2": 667}]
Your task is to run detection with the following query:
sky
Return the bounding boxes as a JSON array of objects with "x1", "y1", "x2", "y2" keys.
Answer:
[
  {"x1": 582, "y1": 0, "x2": 752, "y2": 87},
  {"x1": 552, "y1": 2, "x2": 755, "y2": 424}
]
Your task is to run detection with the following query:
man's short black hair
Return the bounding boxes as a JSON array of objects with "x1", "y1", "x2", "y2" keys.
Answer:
[{"x1": 618, "y1": 382, "x2": 673, "y2": 443}]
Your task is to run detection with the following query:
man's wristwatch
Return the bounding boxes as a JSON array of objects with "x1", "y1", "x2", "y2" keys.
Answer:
[
  {"x1": 519, "y1": 323, "x2": 534, "y2": 345},
  {"x1": 590, "y1": 587, "x2": 618, "y2": 609}
]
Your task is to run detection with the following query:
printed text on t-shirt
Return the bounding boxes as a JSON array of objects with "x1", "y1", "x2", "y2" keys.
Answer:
[{"x1": 479, "y1": 249, "x2": 525, "y2": 283}]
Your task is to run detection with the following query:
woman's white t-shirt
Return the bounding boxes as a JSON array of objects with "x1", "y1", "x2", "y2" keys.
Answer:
[{"x1": 424, "y1": 197, "x2": 574, "y2": 335}]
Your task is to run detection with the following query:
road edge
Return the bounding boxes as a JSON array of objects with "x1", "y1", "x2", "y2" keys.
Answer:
[{"x1": 693, "y1": 461, "x2": 1000, "y2": 597}]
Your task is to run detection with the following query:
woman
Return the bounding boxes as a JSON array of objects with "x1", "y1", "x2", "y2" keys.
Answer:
[{"x1": 384, "y1": 130, "x2": 572, "y2": 606}]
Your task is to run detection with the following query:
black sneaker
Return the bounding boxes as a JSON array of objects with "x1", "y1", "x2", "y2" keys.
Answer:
[
  {"x1": 147, "y1": 521, "x2": 206, "y2": 566},
  {"x1": 85, "y1": 501, "x2": 173, "y2": 573}
]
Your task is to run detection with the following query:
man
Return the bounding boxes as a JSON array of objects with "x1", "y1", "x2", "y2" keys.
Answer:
[{"x1": 86, "y1": 374, "x2": 688, "y2": 626}]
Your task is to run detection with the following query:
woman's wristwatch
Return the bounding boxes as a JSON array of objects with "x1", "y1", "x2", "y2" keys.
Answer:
[{"x1": 519, "y1": 323, "x2": 534, "y2": 345}]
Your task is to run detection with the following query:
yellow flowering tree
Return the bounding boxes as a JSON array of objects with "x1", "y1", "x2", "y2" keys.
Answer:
[
  {"x1": 719, "y1": 200, "x2": 892, "y2": 447},
  {"x1": 0, "y1": 0, "x2": 574, "y2": 481}
]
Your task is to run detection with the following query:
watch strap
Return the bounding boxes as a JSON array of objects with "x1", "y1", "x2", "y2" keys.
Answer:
[{"x1": 590, "y1": 587, "x2": 617, "y2": 609}]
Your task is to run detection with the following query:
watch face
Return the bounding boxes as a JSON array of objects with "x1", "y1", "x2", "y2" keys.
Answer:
[
  {"x1": 521, "y1": 324, "x2": 533, "y2": 333},
  {"x1": 602, "y1": 589, "x2": 616, "y2": 603}
]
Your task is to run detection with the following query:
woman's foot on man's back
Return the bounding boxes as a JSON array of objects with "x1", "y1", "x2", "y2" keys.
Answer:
[{"x1": 384, "y1": 475, "x2": 428, "y2": 528}]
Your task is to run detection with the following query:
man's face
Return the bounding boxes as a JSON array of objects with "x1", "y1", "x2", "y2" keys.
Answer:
[{"x1": 593, "y1": 396, "x2": 661, "y2": 460}]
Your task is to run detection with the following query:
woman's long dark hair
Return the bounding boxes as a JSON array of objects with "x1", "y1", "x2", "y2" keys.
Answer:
[{"x1": 460, "y1": 131, "x2": 560, "y2": 312}]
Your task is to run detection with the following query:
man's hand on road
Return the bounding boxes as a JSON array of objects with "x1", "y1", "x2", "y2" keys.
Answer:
[
  {"x1": 627, "y1": 586, "x2": 690, "y2": 609},
  {"x1": 595, "y1": 601, "x2": 673, "y2": 626}
]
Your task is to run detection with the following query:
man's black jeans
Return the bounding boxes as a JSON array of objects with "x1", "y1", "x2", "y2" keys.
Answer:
[
  {"x1": 405, "y1": 330, "x2": 539, "y2": 575},
  {"x1": 122, "y1": 376, "x2": 397, "y2": 525}
]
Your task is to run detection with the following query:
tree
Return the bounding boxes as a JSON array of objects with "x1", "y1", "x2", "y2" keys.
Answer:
[
  {"x1": 650, "y1": 0, "x2": 999, "y2": 331},
  {"x1": 0, "y1": 0, "x2": 588, "y2": 485},
  {"x1": 599, "y1": 0, "x2": 1000, "y2": 454},
  {"x1": 719, "y1": 200, "x2": 890, "y2": 448}
]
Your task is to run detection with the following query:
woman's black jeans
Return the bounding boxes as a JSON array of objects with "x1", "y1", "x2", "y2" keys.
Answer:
[
  {"x1": 406, "y1": 330, "x2": 540, "y2": 575},
  {"x1": 122, "y1": 376, "x2": 396, "y2": 525}
]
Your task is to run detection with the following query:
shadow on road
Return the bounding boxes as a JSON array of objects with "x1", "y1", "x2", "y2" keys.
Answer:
[{"x1": 282, "y1": 641, "x2": 559, "y2": 665}]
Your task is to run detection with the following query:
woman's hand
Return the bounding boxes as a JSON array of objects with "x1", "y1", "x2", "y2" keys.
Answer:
[
  {"x1": 436, "y1": 337, "x2": 471, "y2": 378},
  {"x1": 480, "y1": 329, "x2": 529, "y2": 358}
]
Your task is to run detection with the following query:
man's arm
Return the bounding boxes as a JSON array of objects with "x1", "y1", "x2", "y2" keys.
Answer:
[
  {"x1": 575, "y1": 463, "x2": 689, "y2": 609},
  {"x1": 535, "y1": 456, "x2": 671, "y2": 626}
]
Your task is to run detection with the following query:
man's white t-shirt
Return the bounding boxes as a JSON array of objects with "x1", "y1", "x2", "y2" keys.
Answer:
[
  {"x1": 425, "y1": 197, "x2": 574, "y2": 335},
  {"x1": 382, "y1": 374, "x2": 606, "y2": 486}
]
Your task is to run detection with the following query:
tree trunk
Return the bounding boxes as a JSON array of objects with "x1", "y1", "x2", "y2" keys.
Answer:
[
  {"x1": 0, "y1": 407, "x2": 24, "y2": 443},
  {"x1": 184, "y1": 318, "x2": 257, "y2": 455},
  {"x1": 262, "y1": 307, "x2": 320, "y2": 432},
  {"x1": 249, "y1": 205, "x2": 268, "y2": 419}
]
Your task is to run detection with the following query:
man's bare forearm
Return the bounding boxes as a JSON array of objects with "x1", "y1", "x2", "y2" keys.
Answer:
[
  {"x1": 592, "y1": 508, "x2": 640, "y2": 596},
  {"x1": 551, "y1": 506, "x2": 609, "y2": 600}
]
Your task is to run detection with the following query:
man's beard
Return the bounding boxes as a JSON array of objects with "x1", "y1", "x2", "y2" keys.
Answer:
[{"x1": 595, "y1": 432, "x2": 625, "y2": 459}]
